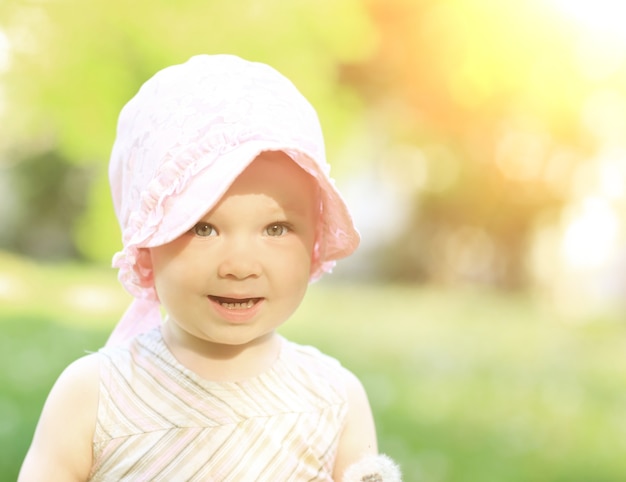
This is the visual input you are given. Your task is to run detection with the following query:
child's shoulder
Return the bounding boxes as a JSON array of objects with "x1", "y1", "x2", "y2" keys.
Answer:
[
  {"x1": 58, "y1": 351, "x2": 102, "y2": 387},
  {"x1": 282, "y1": 338, "x2": 345, "y2": 376},
  {"x1": 285, "y1": 338, "x2": 341, "y2": 364},
  {"x1": 19, "y1": 351, "x2": 101, "y2": 480},
  {"x1": 281, "y1": 338, "x2": 360, "y2": 398},
  {"x1": 49, "y1": 352, "x2": 102, "y2": 414}
]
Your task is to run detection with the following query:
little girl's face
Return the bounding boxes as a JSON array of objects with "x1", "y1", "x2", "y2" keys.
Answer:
[{"x1": 147, "y1": 151, "x2": 318, "y2": 348}]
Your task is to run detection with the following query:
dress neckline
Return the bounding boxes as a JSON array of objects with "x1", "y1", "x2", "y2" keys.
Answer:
[{"x1": 141, "y1": 327, "x2": 289, "y2": 390}]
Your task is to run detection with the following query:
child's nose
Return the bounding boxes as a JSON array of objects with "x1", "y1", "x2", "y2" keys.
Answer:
[{"x1": 217, "y1": 241, "x2": 262, "y2": 280}]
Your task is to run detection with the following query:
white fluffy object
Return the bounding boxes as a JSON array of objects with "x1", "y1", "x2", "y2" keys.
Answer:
[{"x1": 342, "y1": 454, "x2": 402, "y2": 482}]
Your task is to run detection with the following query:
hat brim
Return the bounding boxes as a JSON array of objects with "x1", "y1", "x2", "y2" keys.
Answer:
[{"x1": 143, "y1": 140, "x2": 360, "y2": 279}]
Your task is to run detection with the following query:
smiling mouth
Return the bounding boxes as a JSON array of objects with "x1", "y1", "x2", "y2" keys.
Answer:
[{"x1": 208, "y1": 296, "x2": 262, "y2": 310}]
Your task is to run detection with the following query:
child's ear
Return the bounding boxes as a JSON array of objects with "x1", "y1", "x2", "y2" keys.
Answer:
[{"x1": 135, "y1": 248, "x2": 154, "y2": 287}]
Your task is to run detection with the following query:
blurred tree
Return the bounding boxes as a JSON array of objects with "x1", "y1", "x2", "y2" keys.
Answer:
[
  {"x1": 1, "y1": 148, "x2": 91, "y2": 259},
  {"x1": 345, "y1": 0, "x2": 626, "y2": 287}
]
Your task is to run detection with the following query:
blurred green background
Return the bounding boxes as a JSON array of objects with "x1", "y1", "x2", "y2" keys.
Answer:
[{"x1": 1, "y1": 0, "x2": 626, "y2": 480}]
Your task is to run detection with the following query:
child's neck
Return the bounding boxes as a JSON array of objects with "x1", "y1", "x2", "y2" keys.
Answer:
[{"x1": 160, "y1": 323, "x2": 282, "y2": 383}]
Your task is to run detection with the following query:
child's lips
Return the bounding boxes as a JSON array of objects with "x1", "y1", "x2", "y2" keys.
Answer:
[
  {"x1": 208, "y1": 295, "x2": 263, "y2": 310},
  {"x1": 207, "y1": 295, "x2": 264, "y2": 323}
]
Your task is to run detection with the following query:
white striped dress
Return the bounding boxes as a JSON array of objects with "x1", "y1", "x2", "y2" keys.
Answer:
[{"x1": 88, "y1": 329, "x2": 348, "y2": 481}]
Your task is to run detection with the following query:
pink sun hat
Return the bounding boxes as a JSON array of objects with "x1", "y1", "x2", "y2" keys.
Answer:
[{"x1": 106, "y1": 54, "x2": 360, "y2": 346}]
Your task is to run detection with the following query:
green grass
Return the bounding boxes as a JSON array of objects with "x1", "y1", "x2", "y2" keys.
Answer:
[{"x1": 2, "y1": 252, "x2": 626, "y2": 481}]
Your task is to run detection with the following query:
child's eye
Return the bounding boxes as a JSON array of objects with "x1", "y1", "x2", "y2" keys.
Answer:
[
  {"x1": 265, "y1": 223, "x2": 289, "y2": 237},
  {"x1": 191, "y1": 222, "x2": 217, "y2": 237}
]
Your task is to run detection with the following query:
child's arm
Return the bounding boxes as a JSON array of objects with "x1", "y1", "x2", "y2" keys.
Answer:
[
  {"x1": 18, "y1": 354, "x2": 100, "y2": 482},
  {"x1": 333, "y1": 367, "x2": 378, "y2": 480}
]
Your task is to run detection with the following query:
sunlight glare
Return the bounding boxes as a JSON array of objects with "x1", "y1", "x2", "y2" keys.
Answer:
[
  {"x1": 562, "y1": 197, "x2": 619, "y2": 269},
  {"x1": 599, "y1": 153, "x2": 626, "y2": 200},
  {"x1": 0, "y1": 29, "x2": 10, "y2": 72},
  {"x1": 550, "y1": 0, "x2": 626, "y2": 43}
]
